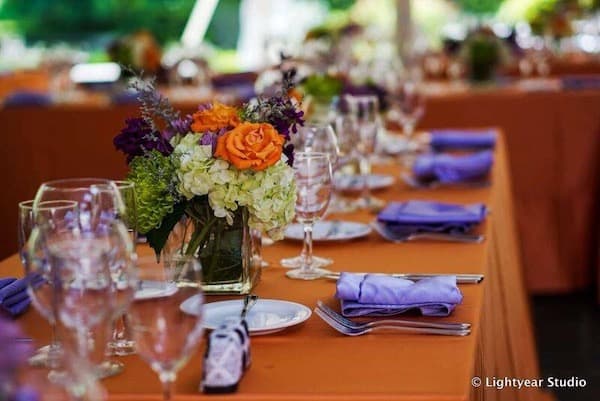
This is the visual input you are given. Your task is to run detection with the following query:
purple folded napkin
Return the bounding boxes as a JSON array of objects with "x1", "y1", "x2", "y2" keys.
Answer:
[
  {"x1": 336, "y1": 272, "x2": 463, "y2": 317},
  {"x1": 0, "y1": 276, "x2": 40, "y2": 317},
  {"x1": 3, "y1": 91, "x2": 52, "y2": 107},
  {"x1": 413, "y1": 150, "x2": 494, "y2": 184},
  {"x1": 429, "y1": 130, "x2": 496, "y2": 151},
  {"x1": 377, "y1": 200, "x2": 486, "y2": 233},
  {"x1": 562, "y1": 76, "x2": 600, "y2": 91}
]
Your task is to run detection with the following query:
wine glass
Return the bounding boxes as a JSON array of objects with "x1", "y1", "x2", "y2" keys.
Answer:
[
  {"x1": 392, "y1": 79, "x2": 425, "y2": 152},
  {"x1": 286, "y1": 152, "x2": 333, "y2": 280},
  {"x1": 106, "y1": 180, "x2": 138, "y2": 357},
  {"x1": 344, "y1": 95, "x2": 385, "y2": 211},
  {"x1": 46, "y1": 231, "x2": 117, "y2": 381},
  {"x1": 19, "y1": 200, "x2": 78, "y2": 369},
  {"x1": 129, "y1": 256, "x2": 204, "y2": 401},
  {"x1": 31, "y1": 178, "x2": 134, "y2": 378},
  {"x1": 33, "y1": 178, "x2": 127, "y2": 233},
  {"x1": 281, "y1": 123, "x2": 338, "y2": 269}
]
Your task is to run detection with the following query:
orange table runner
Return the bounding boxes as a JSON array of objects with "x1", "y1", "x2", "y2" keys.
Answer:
[{"x1": 3, "y1": 132, "x2": 551, "y2": 401}]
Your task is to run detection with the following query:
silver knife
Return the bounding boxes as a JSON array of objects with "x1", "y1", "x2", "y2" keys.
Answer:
[{"x1": 324, "y1": 272, "x2": 484, "y2": 284}]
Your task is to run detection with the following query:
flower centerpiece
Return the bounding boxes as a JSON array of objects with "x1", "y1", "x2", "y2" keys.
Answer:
[{"x1": 114, "y1": 72, "x2": 303, "y2": 293}]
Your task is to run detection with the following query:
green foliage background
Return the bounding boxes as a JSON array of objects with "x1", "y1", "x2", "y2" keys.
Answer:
[
  {"x1": 0, "y1": 0, "x2": 355, "y2": 48},
  {"x1": 0, "y1": 0, "x2": 239, "y2": 46}
]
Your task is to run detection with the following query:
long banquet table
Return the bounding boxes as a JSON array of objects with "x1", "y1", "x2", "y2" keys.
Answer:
[
  {"x1": 2, "y1": 85, "x2": 599, "y2": 295},
  {"x1": 4, "y1": 132, "x2": 552, "y2": 401}
]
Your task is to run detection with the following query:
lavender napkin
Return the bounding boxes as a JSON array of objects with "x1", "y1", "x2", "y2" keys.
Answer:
[
  {"x1": 429, "y1": 130, "x2": 496, "y2": 151},
  {"x1": 377, "y1": 200, "x2": 487, "y2": 233},
  {"x1": 336, "y1": 272, "x2": 463, "y2": 317},
  {"x1": 3, "y1": 91, "x2": 52, "y2": 107},
  {"x1": 0, "y1": 276, "x2": 40, "y2": 317},
  {"x1": 413, "y1": 150, "x2": 493, "y2": 184}
]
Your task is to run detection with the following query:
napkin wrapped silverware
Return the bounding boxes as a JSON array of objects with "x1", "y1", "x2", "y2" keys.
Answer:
[
  {"x1": 0, "y1": 276, "x2": 43, "y2": 317},
  {"x1": 412, "y1": 150, "x2": 493, "y2": 184},
  {"x1": 336, "y1": 272, "x2": 463, "y2": 317},
  {"x1": 428, "y1": 129, "x2": 496, "y2": 151},
  {"x1": 377, "y1": 200, "x2": 487, "y2": 234}
]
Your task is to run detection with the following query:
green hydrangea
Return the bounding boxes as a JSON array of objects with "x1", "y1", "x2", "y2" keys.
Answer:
[{"x1": 128, "y1": 150, "x2": 178, "y2": 233}]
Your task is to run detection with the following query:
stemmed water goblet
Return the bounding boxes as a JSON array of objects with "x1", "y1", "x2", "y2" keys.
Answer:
[
  {"x1": 390, "y1": 78, "x2": 425, "y2": 166},
  {"x1": 19, "y1": 199, "x2": 78, "y2": 369},
  {"x1": 31, "y1": 178, "x2": 135, "y2": 379},
  {"x1": 128, "y1": 256, "x2": 204, "y2": 401},
  {"x1": 285, "y1": 152, "x2": 333, "y2": 280},
  {"x1": 281, "y1": 123, "x2": 338, "y2": 269},
  {"x1": 105, "y1": 180, "x2": 138, "y2": 357},
  {"x1": 344, "y1": 95, "x2": 385, "y2": 211}
]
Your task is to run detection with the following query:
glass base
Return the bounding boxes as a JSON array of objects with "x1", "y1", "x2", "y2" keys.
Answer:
[
  {"x1": 353, "y1": 196, "x2": 386, "y2": 213},
  {"x1": 95, "y1": 360, "x2": 124, "y2": 380},
  {"x1": 286, "y1": 267, "x2": 330, "y2": 280},
  {"x1": 327, "y1": 195, "x2": 359, "y2": 214},
  {"x1": 29, "y1": 343, "x2": 63, "y2": 369},
  {"x1": 107, "y1": 339, "x2": 136, "y2": 356},
  {"x1": 280, "y1": 255, "x2": 332, "y2": 269}
]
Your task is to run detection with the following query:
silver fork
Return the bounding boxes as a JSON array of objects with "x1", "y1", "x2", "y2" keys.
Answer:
[
  {"x1": 314, "y1": 308, "x2": 470, "y2": 336},
  {"x1": 371, "y1": 221, "x2": 484, "y2": 244},
  {"x1": 317, "y1": 300, "x2": 470, "y2": 331}
]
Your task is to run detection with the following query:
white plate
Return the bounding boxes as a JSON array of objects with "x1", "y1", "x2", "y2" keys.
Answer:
[
  {"x1": 335, "y1": 174, "x2": 395, "y2": 191},
  {"x1": 285, "y1": 221, "x2": 371, "y2": 242},
  {"x1": 180, "y1": 298, "x2": 312, "y2": 335}
]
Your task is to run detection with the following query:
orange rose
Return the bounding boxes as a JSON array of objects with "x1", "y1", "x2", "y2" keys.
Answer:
[
  {"x1": 191, "y1": 102, "x2": 240, "y2": 132},
  {"x1": 215, "y1": 123, "x2": 285, "y2": 171}
]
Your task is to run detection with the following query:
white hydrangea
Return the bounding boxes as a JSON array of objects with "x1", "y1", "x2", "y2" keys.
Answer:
[{"x1": 171, "y1": 133, "x2": 296, "y2": 236}]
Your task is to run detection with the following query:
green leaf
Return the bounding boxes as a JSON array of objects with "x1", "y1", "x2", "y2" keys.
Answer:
[{"x1": 145, "y1": 202, "x2": 186, "y2": 258}]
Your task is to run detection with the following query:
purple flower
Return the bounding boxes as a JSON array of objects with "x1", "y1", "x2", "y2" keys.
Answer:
[
  {"x1": 197, "y1": 103, "x2": 213, "y2": 112},
  {"x1": 114, "y1": 118, "x2": 173, "y2": 163},
  {"x1": 283, "y1": 143, "x2": 294, "y2": 167},
  {"x1": 162, "y1": 115, "x2": 192, "y2": 141},
  {"x1": 0, "y1": 317, "x2": 33, "y2": 396},
  {"x1": 198, "y1": 128, "x2": 226, "y2": 155}
]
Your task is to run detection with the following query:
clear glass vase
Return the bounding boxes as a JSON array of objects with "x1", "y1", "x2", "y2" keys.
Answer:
[{"x1": 162, "y1": 200, "x2": 261, "y2": 294}]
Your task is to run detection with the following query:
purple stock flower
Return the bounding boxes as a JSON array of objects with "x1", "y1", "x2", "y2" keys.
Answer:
[
  {"x1": 162, "y1": 115, "x2": 192, "y2": 141},
  {"x1": 283, "y1": 143, "x2": 294, "y2": 167},
  {"x1": 198, "y1": 127, "x2": 227, "y2": 155},
  {"x1": 197, "y1": 102, "x2": 213, "y2": 112},
  {"x1": 0, "y1": 317, "x2": 33, "y2": 400},
  {"x1": 114, "y1": 117, "x2": 173, "y2": 163}
]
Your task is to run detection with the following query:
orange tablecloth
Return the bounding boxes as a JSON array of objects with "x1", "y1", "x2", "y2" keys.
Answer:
[{"x1": 3, "y1": 134, "x2": 551, "y2": 401}]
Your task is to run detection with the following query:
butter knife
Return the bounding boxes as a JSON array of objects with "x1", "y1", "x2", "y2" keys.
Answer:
[{"x1": 324, "y1": 272, "x2": 484, "y2": 284}]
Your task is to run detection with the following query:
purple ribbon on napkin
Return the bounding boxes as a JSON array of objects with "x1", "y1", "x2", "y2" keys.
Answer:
[
  {"x1": 429, "y1": 130, "x2": 496, "y2": 151},
  {"x1": 0, "y1": 276, "x2": 42, "y2": 317},
  {"x1": 413, "y1": 150, "x2": 494, "y2": 183},
  {"x1": 336, "y1": 272, "x2": 463, "y2": 317},
  {"x1": 377, "y1": 200, "x2": 487, "y2": 233}
]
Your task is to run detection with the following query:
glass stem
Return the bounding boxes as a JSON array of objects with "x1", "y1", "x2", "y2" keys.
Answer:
[
  {"x1": 159, "y1": 371, "x2": 176, "y2": 401},
  {"x1": 301, "y1": 223, "x2": 314, "y2": 273},
  {"x1": 404, "y1": 122, "x2": 415, "y2": 140},
  {"x1": 359, "y1": 155, "x2": 371, "y2": 205}
]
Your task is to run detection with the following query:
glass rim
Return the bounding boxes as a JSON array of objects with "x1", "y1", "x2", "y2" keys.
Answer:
[
  {"x1": 39, "y1": 178, "x2": 115, "y2": 192},
  {"x1": 343, "y1": 94, "x2": 379, "y2": 102},
  {"x1": 112, "y1": 180, "x2": 135, "y2": 189},
  {"x1": 294, "y1": 151, "x2": 330, "y2": 160},
  {"x1": 19, "y1": 199, "x2": 78, "y2": 211}
]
